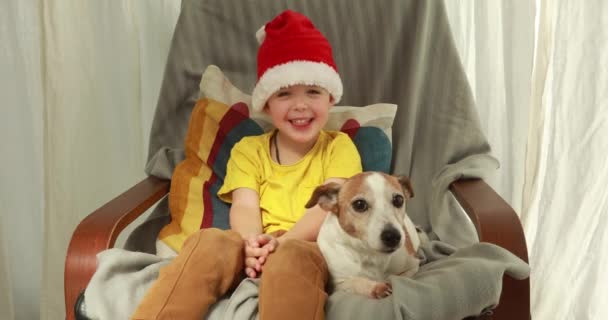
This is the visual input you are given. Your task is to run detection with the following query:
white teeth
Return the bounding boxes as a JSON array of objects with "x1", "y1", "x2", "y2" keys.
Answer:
[{"x1": 291, "y1": 119, "x2": 310, "y2": 125}]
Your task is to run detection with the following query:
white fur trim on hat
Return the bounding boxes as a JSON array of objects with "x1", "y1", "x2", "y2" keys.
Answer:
[
  {"x1": 255, "y1": 25, "x2": 266, "y2": 44},
  {"x1": 251, "y1": 61, "x2": 343, "y2": 112}
]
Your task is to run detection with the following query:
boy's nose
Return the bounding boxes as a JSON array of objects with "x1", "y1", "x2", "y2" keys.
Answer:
[{"x1": 293, "y1": 99, "x2": 308, "y2": 111}]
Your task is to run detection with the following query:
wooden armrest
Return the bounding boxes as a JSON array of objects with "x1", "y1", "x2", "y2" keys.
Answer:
[
  {"x1": 450, "y1": 178, "x2": 528, "y2": 262},
  {"x1": 450, "y1": 178, "x2": 530, "y2": 320},
  {"x1": 64, "y1": 176, "x2": 170, "y2": 320}
]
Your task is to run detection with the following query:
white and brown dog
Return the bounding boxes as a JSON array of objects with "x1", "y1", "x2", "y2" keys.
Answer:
[{"x1": 305, "y1": 172, "x2": 421, "y2": 299}]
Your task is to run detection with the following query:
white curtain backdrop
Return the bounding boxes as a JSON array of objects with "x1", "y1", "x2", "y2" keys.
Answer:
[
  {"x1": 1, "y1": 1, "x2": 180, "y2": 319},
  {"x1": 521, "y1": 0, "x2": 608, "y2": 318},
  {"x1": 1, "y1": 1, "x2": 606, "y2": 319},
  {"x1": 1, "y1": 1, "x2": 45, "y2": 319},
  {"x1": 445, "y1": 1, "x2": 535, "y2": 215},
  {"x1": 447, "y1": 1, "x2": 608, "y2": 319},
  {"x1": 40, "y1": 2, "x2": 181, "y2": 319}
]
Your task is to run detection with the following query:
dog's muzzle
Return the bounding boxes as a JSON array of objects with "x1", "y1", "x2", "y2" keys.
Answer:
[{"x1": 380, "y1": 225, "x2": 401, "y2": 251}]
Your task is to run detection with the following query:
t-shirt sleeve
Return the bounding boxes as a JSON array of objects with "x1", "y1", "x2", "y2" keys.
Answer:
[
  {"x1": 217, "y1": 139, "x2": 261, "y2": 203},
  {"x1": 325, "y1": 133, "x2": 363, "y2": 180}
]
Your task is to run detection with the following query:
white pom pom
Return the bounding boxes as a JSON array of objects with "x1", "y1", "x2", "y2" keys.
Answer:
[{"x1": 255, "y1": 25, "x2": 266, "y2": 44}]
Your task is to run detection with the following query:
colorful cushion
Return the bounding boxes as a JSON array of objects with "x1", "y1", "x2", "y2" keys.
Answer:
[{"x1": 158, "y1": 65, "x2": 397, "y2": 252}]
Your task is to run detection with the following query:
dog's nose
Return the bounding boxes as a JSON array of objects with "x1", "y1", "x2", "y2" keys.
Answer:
[{"x1": 380, "y1": 226, "x2": 401, "y2": 248}]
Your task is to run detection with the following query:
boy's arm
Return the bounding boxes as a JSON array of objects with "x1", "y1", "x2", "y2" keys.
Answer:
[
  {"x1": 230, "y1": 187, "x2": 274, "y2": 278},
  {"x1": 229, "y1": 187, "x2": 263, "y2": 238},
  {"x1": 278, "y1": 177, "x2": 346, "y2": 244}
]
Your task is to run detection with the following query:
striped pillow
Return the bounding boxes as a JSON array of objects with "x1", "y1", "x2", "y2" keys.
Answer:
[{"x1": 158, "y1": 65, "x2": 396, "y2": 252}]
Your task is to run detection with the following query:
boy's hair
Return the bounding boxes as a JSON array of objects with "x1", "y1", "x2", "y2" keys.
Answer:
[{"x1": 251, "y1": 10, "x2": 343, "y2": 112}]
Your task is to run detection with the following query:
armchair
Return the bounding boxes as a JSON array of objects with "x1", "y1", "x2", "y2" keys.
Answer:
[
  {"x1": 65, "y1": 177, "x2": 529, "y2": 320},
  {"x1": 65, "y1": 0, "x2": 530, "y2": 319}
]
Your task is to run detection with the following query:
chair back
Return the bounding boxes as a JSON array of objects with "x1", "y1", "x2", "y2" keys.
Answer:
[{"x1": 145, "y1": 0, "x2": 493, "y2": 239}]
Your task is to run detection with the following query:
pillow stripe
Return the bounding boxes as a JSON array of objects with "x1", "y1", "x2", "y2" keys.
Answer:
[
  {"x1": 206, "y1": 103, "x2": 250, "y2": 167},
  {"x1": 181, "y1": 102, "x2": 229, "y2": 232},
  {"x1": 201, "y1": 102, "x2": 260, "y2": 229},
  {"x1": 162, "y1": 100, "x2": 231, "y2": 250},
  {"x1": 339, "y1": 119, "x2": 361, "y2": 139},
  {"x1": 160, "y1": 99, "x2": 225, "y2": 250},
  {"x1": 208, "y1": 120, "x2": 263, "y2": 229},
  {"x1": 200, "y1": 179, "x2": 215, "y2": 229}
]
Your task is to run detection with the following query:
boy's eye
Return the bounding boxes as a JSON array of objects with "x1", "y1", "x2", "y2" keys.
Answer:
[
  {"x1": 277, "y1": 91, "x2": 291, "y2": 97},
  {"x1": 307, "y1": 89, "x2": 321, "y2": 95}
]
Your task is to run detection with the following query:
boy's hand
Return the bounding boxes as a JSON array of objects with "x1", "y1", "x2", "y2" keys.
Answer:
[{"x1": 243, "y1": 234, "x2": 279, "y2": 278}]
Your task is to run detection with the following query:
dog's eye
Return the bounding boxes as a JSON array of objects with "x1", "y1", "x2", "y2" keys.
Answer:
[
  {"x1": 351, "y1": 199, "x2": 368, "y2": 212},
  {"x1": 392, "y1": 194, "x2": 404, "y2": 208}
]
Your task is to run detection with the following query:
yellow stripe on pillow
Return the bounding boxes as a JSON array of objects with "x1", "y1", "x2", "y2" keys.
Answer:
[{"x1": 159, "y1": 99, "x2": 230, "y2": 252}]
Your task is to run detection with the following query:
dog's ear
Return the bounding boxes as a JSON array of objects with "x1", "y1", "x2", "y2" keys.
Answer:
[
  {"x1": 396, "y1": 175, "x2": 414, "y2": 199},
  {"x1": 305, "y1": 182, "x2": 341, "y2": 213}
]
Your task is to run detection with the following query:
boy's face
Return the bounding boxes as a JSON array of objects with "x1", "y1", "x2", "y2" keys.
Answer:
[{"x1": 264, "y1": 84, "x2": 334, "y2": 145}]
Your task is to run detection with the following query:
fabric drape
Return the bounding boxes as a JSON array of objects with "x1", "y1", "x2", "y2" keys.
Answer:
[
  {"x1": 522, "y1": 0, "x2": 608, "y2": 318},
  {"x1": 1, "y1": 1, "x2": 180, "y2": 320},
  {"x1": 1, "y1": 1, "x2": 45, "y2": 320}
]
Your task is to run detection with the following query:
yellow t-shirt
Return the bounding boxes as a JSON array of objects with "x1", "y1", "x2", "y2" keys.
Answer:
[{"x1": 217, "y1": 130, "x2": 362, "y2": 234}]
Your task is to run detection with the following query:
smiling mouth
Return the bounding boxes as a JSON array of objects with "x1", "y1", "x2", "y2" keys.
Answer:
[{"x1": 289, "y1": 118, "x2": 313, "y2": 126}]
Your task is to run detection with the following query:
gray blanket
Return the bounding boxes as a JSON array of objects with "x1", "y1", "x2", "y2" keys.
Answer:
[{"x1": 84, "y1": 237, "x2": 529, "y2": 320}]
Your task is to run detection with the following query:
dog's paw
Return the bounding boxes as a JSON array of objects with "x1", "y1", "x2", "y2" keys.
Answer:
[{"x1": 370, "y1": 282, "x2": 392, "y2": 299}]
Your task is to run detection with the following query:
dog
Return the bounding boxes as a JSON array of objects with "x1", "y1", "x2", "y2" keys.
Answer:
[{"x1": 305, "y1": 172, "x2": 420, "y2": 299}]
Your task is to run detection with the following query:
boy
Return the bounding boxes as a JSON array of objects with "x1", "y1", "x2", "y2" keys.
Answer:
[{"x1": 132, "y1": 10, "x2": 362, "y2": 320}]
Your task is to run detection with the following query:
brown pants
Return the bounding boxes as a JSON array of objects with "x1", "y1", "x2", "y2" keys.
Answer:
[{"x1": 131, "y1": 228, "x2": 328, "y2": 320}]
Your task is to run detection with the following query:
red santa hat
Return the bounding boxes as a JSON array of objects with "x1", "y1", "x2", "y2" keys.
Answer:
[{"x1": 251, "y1": 10, "x2": 343, "y2": 112}]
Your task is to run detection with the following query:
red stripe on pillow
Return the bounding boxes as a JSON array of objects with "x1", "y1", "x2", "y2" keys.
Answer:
[
  {"x1": 207, "y1": 102, "x2": 250, "y2": 166},
  {"x1": 200, "y1": 102, "x2": 251, "y2": 229},
  {"x1": 201, "y1": 179, "x2": 216, "y2": 228},
  {"x1": 340, "y1": 118, "x2": 361, "y2": 138}
]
